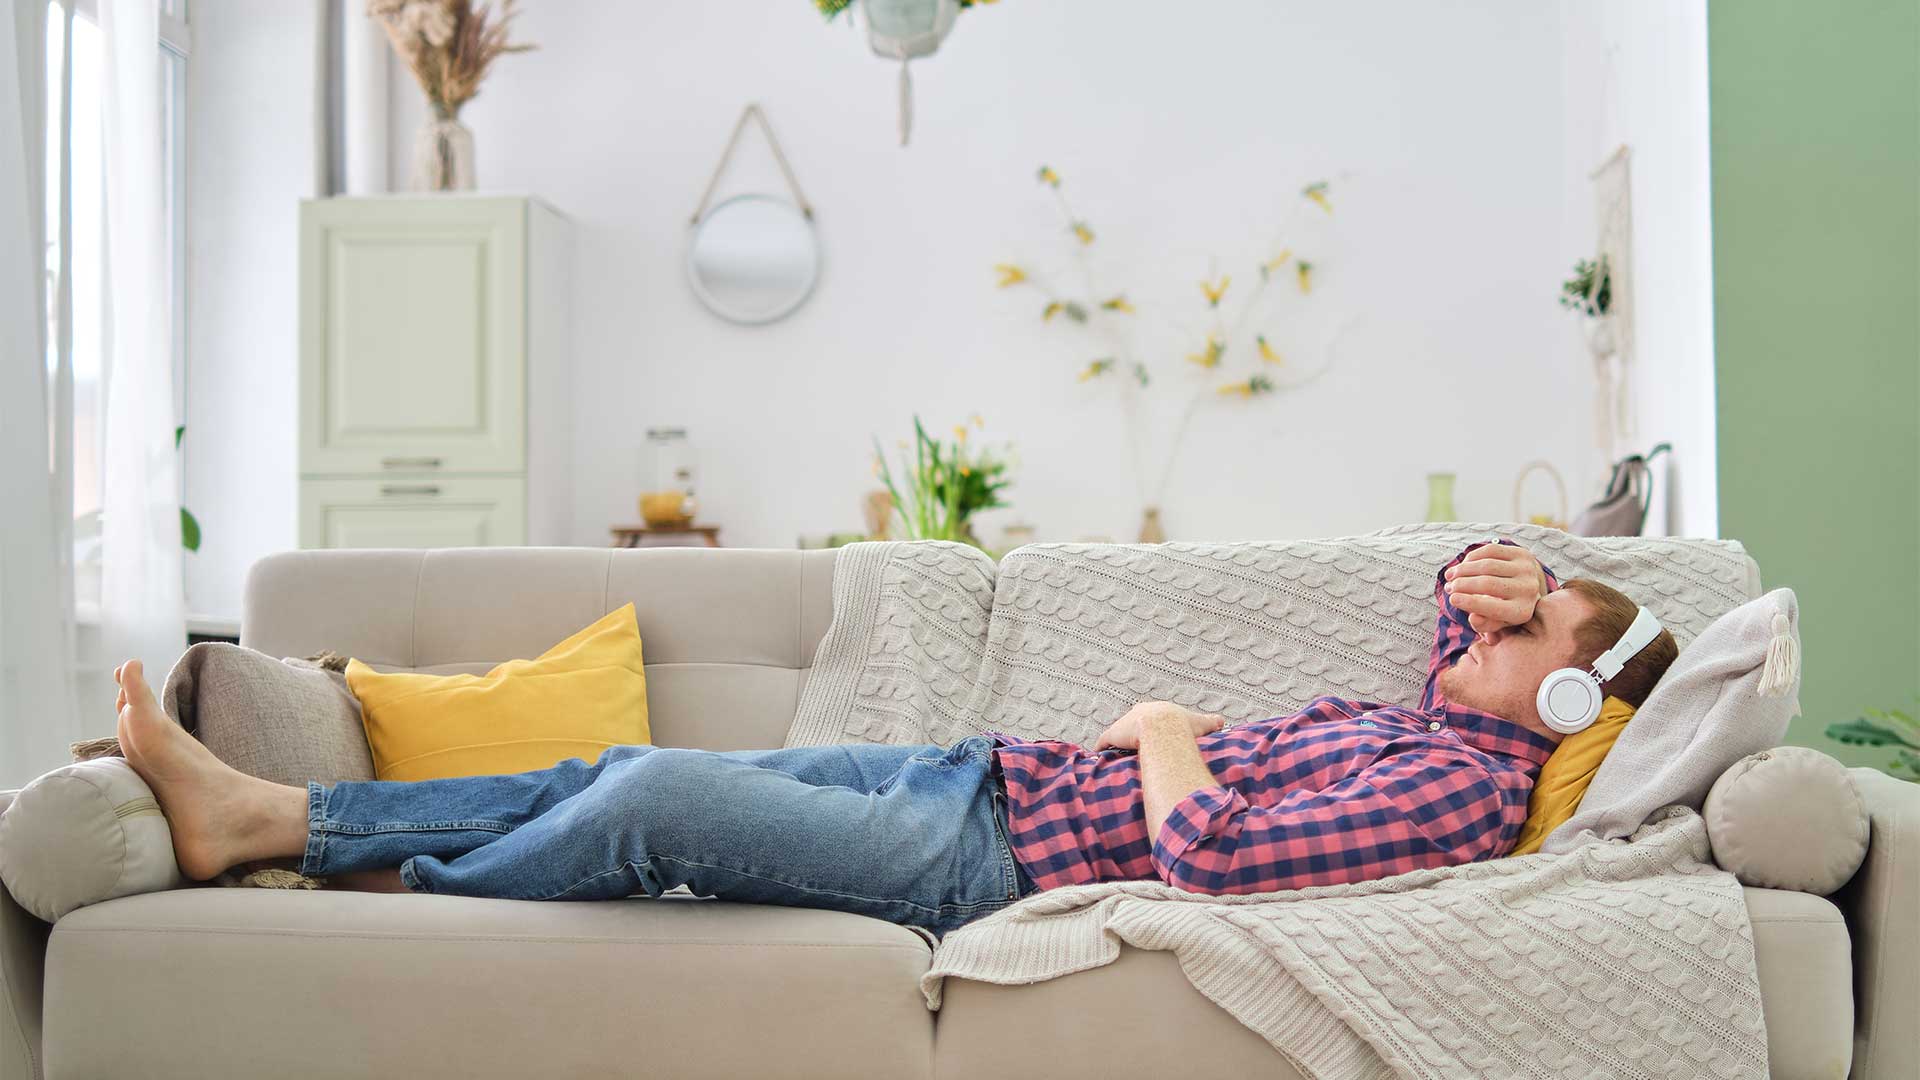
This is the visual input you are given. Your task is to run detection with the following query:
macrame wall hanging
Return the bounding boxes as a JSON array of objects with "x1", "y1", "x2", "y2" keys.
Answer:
[
  {"x1": 1589, "y1": 145, "x2": 1637, "y2": 465},
  {"x1": 813, "y1": 0, "x2": 1002, "y2": 146}
]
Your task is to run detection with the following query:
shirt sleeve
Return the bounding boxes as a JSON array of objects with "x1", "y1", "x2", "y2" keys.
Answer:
[
  {"x1": 1148, "y1": 749, "x2": 1512, "y2": 895},
  {"x1": 1420, "y1": 538, "x2": 1560, "y2": 711}
]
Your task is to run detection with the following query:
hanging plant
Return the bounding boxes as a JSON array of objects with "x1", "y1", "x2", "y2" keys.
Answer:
[
  {"x1": 810, "y1": 0, "x2": 1005, "y2": 145},
  {"x1": 1559, "y1": 255, "x2": 1612, "y2": 318}
]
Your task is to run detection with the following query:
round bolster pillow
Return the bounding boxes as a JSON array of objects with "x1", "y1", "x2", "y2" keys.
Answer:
[
  {"x1": 1703, "y1": 746, "x2": 1868, "y2": 895},
  {"x1": 0, "y1": 757, "x2": 183, "y2": 923}
]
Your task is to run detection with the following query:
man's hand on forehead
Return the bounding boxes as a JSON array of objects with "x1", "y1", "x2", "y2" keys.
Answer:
[{"x1": 1443, "y1": 542, "x2": 1550, "y2": 641}]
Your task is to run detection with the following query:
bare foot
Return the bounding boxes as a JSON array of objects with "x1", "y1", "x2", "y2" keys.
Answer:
[{"x1": 115, "y1": 660, "x2": 289, "y2": 881}]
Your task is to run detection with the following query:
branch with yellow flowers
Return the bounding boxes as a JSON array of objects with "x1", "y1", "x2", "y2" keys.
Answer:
[
  {"x1": 993, "y1": 165, "x2": 1357, "y2": 510},
  {"x1": 1149, "y1": 314, "x2": 1364, "y2": 506}
]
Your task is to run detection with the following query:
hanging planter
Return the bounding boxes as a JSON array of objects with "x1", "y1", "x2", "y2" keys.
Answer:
[{"x1": 813, "y1": 0, "x2": 1000, "y2": 146}]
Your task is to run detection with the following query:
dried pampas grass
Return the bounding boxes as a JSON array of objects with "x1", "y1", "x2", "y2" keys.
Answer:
[{"x1": 369, "y1": 0, "x2": 535, "y2": 117}]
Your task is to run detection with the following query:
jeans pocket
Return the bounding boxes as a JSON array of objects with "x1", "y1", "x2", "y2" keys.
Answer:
[{"x1": 987, "y1": 784, "x2": 1019, "y2": 901}]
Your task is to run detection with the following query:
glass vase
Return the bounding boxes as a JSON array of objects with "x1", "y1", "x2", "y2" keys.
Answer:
[
  {"x1": 640, "y1": 427, "x2": 698, "y2": 527},
  {"x1": 1425, "y1": 472, "x2": 1457, "y2": 523},
  {"x1": 410, "y1": 109, "x2": 475, "y2": 192},
  {"x1": 1137, "y1": 506, "x2": 1167, "y2": 543}
]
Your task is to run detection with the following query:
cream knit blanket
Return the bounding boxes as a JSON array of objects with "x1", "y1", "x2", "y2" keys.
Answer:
[
  {"x1": 923, "y1": 807, "x2": 1766, "y2": 1080},
  {"x1": 783, "y1": 523, "x2": 1770, "y2": 1079}
]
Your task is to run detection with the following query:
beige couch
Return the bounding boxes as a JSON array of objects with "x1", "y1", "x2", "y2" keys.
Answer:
[{"x1": 2, "y1": 544, "x2": 1915, "y2": 1079}]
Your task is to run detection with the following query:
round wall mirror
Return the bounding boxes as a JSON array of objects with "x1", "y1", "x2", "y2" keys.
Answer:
[{"x1": 686, "y1": 194, "x2": 821, "y2": 325}]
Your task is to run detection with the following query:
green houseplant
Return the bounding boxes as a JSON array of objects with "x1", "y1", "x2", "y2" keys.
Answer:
[
  {"x1": 1826, "y1": 695, "x2": 1920, "y2": 782},
  {"x1": 871, "y1": 414, "x2": 1013, "y2": 549}
]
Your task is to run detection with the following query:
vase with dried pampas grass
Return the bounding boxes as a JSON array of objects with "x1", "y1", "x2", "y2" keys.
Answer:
[{"x1": 367, "y1": 0, "x2": 536, "y2": 191}]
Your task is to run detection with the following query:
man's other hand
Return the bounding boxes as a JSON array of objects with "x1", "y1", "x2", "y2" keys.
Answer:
[
  {"x1": 1443, "y1": 542, "x2": 1549, "y2": 641},
  {"x1": 1092, "y1": 701, "x2": 1226, "y2": 752}
]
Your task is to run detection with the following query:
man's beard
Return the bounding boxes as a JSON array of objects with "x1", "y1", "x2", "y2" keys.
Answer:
[{"x1": 1438, "y1": 664, "x2": 1497, "y2": 716}]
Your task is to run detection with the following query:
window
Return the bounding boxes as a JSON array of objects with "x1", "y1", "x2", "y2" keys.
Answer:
[{"x1": 41, "y1": 0, "x2": 189, "y2": 614}]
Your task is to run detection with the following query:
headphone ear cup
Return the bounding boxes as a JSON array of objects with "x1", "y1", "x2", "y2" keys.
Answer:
[{"x1": 1536, "y1": 669, "x2": 1603, "y2": 734}]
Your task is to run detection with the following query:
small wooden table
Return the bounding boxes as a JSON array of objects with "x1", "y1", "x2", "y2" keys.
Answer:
[{"x1": 609, "y1": 524, "x2": 723, "y2": 548}]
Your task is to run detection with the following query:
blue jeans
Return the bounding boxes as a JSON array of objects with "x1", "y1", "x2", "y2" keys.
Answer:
[{"x1": 301, "y1": 734, "x2": 1040, "y2": 938}]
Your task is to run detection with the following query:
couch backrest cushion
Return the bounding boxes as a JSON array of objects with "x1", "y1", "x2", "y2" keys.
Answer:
[
  {"x1": 243, "y1": 547, "x2": 838, "y2": 751},
  {"x1": 243, "y1": 527, "x2": 1762, "y2": 756},
  {"x1": 979, "y1": 524, "x2": 1763, "y2": 737},
  {"x1": 789, "y1": 523, "x2": 1764, "y2": 755}
]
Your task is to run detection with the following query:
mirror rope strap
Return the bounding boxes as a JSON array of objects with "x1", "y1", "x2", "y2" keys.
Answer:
[{"x1": 691, "y1": 103, "x2": 815, "y2": 224}]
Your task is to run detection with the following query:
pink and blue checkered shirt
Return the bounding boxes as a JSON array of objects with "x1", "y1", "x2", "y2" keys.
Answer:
[{"x1": 983, "y1": 540, "x2": 1562, "y2": 896}]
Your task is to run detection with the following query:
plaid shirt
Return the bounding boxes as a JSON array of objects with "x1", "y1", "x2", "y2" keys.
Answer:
[{"x1": 983, "y1": 540, "x2": 1562, "y2": 895}]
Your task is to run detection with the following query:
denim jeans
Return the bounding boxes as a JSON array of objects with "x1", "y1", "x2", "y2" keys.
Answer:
[{"x1": 301, "y1": 734, "x2": 1040, "y2": 938}]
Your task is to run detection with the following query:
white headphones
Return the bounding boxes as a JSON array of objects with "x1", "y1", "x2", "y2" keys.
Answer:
[{"x1": 1535, "y1": 605, "x2": 1664, "y2": 734}]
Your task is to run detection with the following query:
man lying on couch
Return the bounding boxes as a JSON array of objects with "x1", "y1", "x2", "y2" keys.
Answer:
[{"x1": 110, "y1": 538, "x2": 1677, "y2": 938}]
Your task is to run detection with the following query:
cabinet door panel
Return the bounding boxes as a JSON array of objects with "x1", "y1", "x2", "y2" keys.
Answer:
[
  {"x1": 301, "y1": 198, "x2": 526, "y2": 474},
  {"x1": 300, "y1": 476, "x2": 526, "y2": 549}
]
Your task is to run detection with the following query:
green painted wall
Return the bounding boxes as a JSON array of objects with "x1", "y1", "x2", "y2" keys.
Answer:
[{"x1": 1709, "y1": 0, "x2": 1920, "y2": 769}]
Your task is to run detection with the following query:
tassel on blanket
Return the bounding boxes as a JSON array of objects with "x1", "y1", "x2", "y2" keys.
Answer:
[
  {"x1": 217, "y1": 866, "x2": 325, "y2": 890},
  {"x1": 70, "y1": 735, "x2": 125, "y2": 761},
  {"x1": 1757, "y1": 611, "x2": 1799, "y2": 699}
]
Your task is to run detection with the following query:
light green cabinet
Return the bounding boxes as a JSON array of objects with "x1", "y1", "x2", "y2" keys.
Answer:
[
  {"x1": 298, "y1": 195, "x2": 571, "y2": 549},
  {"x1": 299, "y1": 476, "x2": 527, "y2": 549}
]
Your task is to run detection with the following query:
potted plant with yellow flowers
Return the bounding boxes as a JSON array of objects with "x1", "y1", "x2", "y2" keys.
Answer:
[{"x1": 870, "y1": 414, "x2": 1014, "y2": 549}]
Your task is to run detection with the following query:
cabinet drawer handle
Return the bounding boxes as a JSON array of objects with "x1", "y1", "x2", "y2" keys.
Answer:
[
  {"x1": 380, "y1": 485, "x2": 441, "y2": 497},
  {"x1": 381, "y1": 456, "x2": 443, "y2": 469}
]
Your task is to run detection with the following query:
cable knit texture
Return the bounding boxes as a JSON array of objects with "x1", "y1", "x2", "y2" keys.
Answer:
[
  {"x1": 784, "y1": 522, "x2": 1771, "y2": 1079},
  {"x1": 922, "y1": 807, "x2": 1765, "y2": 1080}
]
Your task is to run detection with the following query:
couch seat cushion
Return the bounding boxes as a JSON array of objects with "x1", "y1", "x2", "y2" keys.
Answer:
[
  {"x1": 44, "y1": 888, "x2": 933, "y2": 1080},
  {"x1": 930, "y1": 887, "x2": 1852, "y2": 1080}
]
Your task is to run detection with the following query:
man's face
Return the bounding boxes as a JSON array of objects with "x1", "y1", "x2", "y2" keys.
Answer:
[{"x1": 1435, "y1": 590, "x2": 1597, "y2": 731}]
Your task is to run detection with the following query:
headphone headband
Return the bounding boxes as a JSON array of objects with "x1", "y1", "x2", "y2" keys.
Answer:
[
  {"x1": 1536, "y1": 603, "x2": 1664, "y2": 735},
  {"x1": 1590, "y1": 606, "x2": 1663, "y2": 681}
]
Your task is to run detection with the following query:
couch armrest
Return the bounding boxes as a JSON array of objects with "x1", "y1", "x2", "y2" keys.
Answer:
[
  {"x1": 1836, "y1": 768, "x2": 1919, "y2": 1080},
  {"x1": 0, "y1": 789, "x2": 50, "y2": 1080}
]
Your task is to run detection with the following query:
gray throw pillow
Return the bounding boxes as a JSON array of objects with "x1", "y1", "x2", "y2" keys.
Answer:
[{"x1": 161, "y1": 642, "x2": 375, "y2": 787}]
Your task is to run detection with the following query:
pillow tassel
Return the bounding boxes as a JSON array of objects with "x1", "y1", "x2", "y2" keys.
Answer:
[{"x1": 1757, "y1": 611, "x2": 1798, "y2": 698}]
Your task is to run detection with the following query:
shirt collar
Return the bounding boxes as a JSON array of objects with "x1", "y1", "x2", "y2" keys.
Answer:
[{"x1": 1434, "y1": 702, "x2": 1559, "y2": 768}]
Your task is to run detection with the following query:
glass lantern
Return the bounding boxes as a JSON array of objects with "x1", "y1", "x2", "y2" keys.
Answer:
[{"x1": 641, "y1": 427, "x2": 698, "y2": 528}]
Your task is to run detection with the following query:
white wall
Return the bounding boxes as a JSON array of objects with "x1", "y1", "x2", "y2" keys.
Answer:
[
  {"x1": 183, "y1": 0, "x2": 321, "y2": 618},
  {"x1": 387, "y1": 0, "x2": 1592, "y2": 545},
  {"x1": 185, "y1": 1, "x2": 1718, "y2": 619},
  {"x1": 1557, "y1": 1, "x2": 1717, "y2": 538}
]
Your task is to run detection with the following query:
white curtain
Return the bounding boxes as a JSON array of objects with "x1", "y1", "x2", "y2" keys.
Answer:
[
  {"x1": 98, "y1": 0, "x2": 185, "y2": 711},
  {"x1": 1, "y1": 0, "x2": 79, "y2": 790}
]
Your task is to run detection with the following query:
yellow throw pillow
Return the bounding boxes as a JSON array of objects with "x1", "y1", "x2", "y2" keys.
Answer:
[
  {"x1": 1507, "y1": 696, "x2": 1635, "y2": 856},
  {"x1": 345, "y1": 603, "x2": 650, "y2": 782}
]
